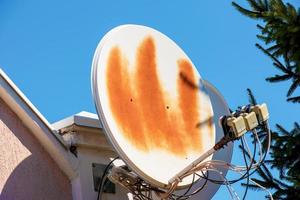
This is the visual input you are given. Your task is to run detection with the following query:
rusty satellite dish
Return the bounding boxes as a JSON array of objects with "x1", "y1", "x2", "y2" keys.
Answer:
[{"x1": 91, "y1": 24, "x2": 232, "y2": 191}]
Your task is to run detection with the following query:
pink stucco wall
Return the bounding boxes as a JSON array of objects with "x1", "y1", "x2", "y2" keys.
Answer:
[{"x1": 0, "y1": 98, "x2": 72, "y2": 200}]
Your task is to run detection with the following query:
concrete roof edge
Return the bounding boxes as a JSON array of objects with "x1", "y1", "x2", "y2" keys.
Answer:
[{"x1": 52, "y1": 111, "x2": 102, "y2": 131}]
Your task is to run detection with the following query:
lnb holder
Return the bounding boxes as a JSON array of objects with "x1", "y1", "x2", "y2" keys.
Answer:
[{"x1": 220, "y1": 103, "x2": 269, "y2": 141}]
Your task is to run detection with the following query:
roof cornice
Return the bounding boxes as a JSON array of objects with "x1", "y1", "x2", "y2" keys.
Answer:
[{"x1": 0, "y1": 68, "x2": 78, "y2": 180}]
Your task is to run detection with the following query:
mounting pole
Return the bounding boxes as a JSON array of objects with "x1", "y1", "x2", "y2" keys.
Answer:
[{"x1": 168, "y1": 137, "x2": 231, "y2": 184}]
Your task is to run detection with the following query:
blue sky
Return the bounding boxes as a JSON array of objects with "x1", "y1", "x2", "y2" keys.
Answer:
[{"x1": 0, "y1": 0, "x2": 299, "y2": 199}]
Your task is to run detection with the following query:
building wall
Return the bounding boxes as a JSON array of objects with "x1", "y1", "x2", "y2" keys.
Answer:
[
  {"x1": 60, "y1": 127, "x2": 131, "y2": 200},
  {"x1": 0, "y1": 98, "x2": 72, "y2": 200},
  {"x1": 75, "y1": 147, "x2": 131, "y2": 200}
]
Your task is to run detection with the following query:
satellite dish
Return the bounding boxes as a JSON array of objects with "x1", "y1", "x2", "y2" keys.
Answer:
[{"x1": 91, "y1": 24, "x2": 230, "y2": 190}]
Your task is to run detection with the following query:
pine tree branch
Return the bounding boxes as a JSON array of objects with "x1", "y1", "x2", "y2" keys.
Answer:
[
  {"x1": 294, "y1": 122, "x2": 300, "y2": 130},
  {"x1": 287, "y1": 95, "x2": 300, "y2": 103},
  {"x1": 255, "y1": 43, "x2": 291, "y2": 74},
  {"x1": 246, "y1": 88, "x2": 257, "y2": 105},
  {"x1": 251, "y1": 178, "x2": 274, "y2": 188},
  {"x1": 287, "y1": 78, "x2": 300, "y2": 97},
  {"x1": 232, "y1": 2, "x2": 262, "y2": 18},
  {"x1": 241, "y1": 183, "x2": 265, "y2": 191},
  {"x1": 246, "y1": 0, "x2": 265, "y2": 12},
  {"x1": 266, "y1": 74, "x2": 293, "y2": 82},
  {"x1": 275, "y1": 124, "x2": 290, "y2": 136},
  {"x1": 255, "y1": 165, "x2": 276, "y2": 187},
  {"x1": 267, "y1": 44, "x2": 281, "y2": 53},
  {"x1": 272, "y1": 62, "x2": 293, "y2": 75},
  {"x1": 233, "y1": 0, "x2": 300, "y2": 104}
]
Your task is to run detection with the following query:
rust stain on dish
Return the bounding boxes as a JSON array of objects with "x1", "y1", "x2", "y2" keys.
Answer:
[
  {"x1": 135, "y1": 37, "x2": 185, "y2": 154},
  {"x1": 106, "y1": 47, "x2": 147, "y2": 150},
  {"x1": 106, "y1": 36, "x2": 212, "y2": 156},
  {"x1": 177, "y1": 59, "x2": 202, "y2": 151}
]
